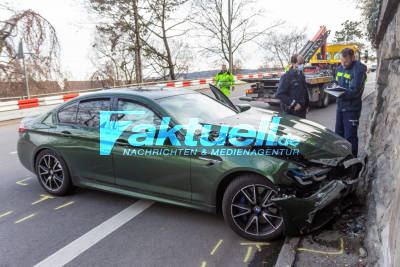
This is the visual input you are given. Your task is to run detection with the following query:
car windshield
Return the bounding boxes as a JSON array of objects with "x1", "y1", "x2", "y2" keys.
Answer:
[{"x1": 157, "y1": 93, "x2": 237, "y2": 124}]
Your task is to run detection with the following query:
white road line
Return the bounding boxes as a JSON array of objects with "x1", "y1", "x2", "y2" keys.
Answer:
[
  {"x1": 9, "y1": 151, "x2": 17, "y2": 155},
  {"x1": 34, "y1": 199, "x2": 154, "y2": 267}
]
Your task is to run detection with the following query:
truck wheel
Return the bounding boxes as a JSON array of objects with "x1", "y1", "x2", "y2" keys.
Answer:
[
  {"x1": 318, "y1": 85, "x2": 330, "y2": 108},
  {"x1": 318, "y1": 92, "x2": 329, "y2": 108}
]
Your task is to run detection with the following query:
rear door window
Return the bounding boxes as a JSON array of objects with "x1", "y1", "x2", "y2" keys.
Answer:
[
  {"x1": 76, "y1": 98, "x2": 111, "y2": 128},
  {"x1": 57, "y1": 102, "x2": 78, "y2": 124}
]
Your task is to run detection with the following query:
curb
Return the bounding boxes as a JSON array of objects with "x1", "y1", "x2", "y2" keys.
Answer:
[{"x1": 275, "y1": 237, "x2": 301, "y2": 267}]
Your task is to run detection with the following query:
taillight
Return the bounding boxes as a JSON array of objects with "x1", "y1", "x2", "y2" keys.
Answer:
[
  {"x1": 246, "y1": 89, "x2": 254, "y2": 94},
  {"x1": 19, "y1": 120, "x2": 26, "y2": 132}
]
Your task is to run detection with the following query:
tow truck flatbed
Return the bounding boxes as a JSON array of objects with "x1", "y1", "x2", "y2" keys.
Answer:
[{"x1": 240, "y1": 74, "x2": 333, "y2": 108}]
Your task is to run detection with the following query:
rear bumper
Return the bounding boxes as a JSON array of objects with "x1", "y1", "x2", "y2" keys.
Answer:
[
  {"x1": 17, "y1": 136, "x2": 36, "y2": 173},
  {"x1": 272, "y1": 155, "x2": 366, "y2": 236}
]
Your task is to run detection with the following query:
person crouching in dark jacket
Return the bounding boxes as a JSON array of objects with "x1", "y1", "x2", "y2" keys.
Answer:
[{"x1": 276, "y1": 54, "x2": 310, "y2": 118}]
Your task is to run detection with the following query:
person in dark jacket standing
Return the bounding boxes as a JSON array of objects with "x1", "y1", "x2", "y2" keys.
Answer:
[
  {"x1": 331, "y1": 48, "x2": 367, "y2": 156},
  {"x1": 276, "y1": 54, "x2": 310, "y2": 118}
]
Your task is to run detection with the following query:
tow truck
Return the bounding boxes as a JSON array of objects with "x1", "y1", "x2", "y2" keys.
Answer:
[{"x1": 240, "y1": 26, "x2": 361, "y2": 108}]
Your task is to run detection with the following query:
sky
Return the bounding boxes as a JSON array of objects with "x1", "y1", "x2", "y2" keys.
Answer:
[{"x1": 8, "y1": 0, "x2": 363, "y2": 80}]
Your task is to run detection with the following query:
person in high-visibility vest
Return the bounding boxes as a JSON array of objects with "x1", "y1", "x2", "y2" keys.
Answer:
[
  {"x1": 214, "y1": 64, "x2": 235, "y2": 97},
  {"x1": 284, "y1": 65, "x2": 290, "y2": 72}
]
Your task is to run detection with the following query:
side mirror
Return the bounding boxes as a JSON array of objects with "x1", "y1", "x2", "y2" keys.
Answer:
[{"x1": 236, "y1": 103, "x2": 251, "y2": 112}]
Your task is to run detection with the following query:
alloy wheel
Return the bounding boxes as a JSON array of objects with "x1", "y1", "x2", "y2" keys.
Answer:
[
  {"x1": 231, "y1": 184, "x2": 283, "y2": 236},
  {"x1": 38, "y1": 154, "x2": 64, "y2": 191}
]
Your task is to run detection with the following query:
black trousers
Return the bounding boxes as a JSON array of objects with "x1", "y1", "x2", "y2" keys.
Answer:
[{"x1": 335, "y1": 109, "x2": 361, "y2": 156}]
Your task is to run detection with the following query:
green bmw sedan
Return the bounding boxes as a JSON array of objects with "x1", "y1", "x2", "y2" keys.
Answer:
[{"x1": 17, "y1": 84, "x2": 365, "y2": 241}]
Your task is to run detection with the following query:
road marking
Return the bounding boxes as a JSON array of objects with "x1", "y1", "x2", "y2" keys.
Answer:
[
  {"x1": 32, "y1": 194, "x2": 54, "y2": 205},
  {"x1": 297, "y1": 238, "x2": 344, "y2": 255},
  {"x1": 16, "y1": 177, "x2": 31, "y2": 186},
  {"x1": 243, "y1": 246, "x2": 253, "y2": 263},
  {"x1": 15, "y1": 213, "x2": 35, "y2": 224},
  {"x1": 241, "y1": 242, "x2": 270, "y2": 252},
  {"x1": 9, "y1": 151, "x2": 17, "y2": 155},
  {"x1": 54, "y1": 201, "x2": 75, "y2": 210},
  {"x1": 33, "y1": 199, "x2": 154, "y2": 267},
  {"x1": 0, "y1": 210, "x2": 13, "y2": 218},
  {"x1": 210, "y1": 239, "x2": 223, "y2": 255},
  {"x1": 201, "y1": 261, "x2": 207, "y2": 267}
]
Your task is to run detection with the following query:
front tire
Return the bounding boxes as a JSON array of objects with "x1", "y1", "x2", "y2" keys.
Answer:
[
  {"x1": 222, "y1": 174, "x2": 284, "y2": 241},
  {"x1": 35, "y1": 149, "x2": 72, "y2": 196}
]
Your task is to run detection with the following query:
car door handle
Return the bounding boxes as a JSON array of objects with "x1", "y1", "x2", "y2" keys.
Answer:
[
  {"x1": 61, "y1": 131, "x2": 72, "y2": 137},
  {"x1": 116, "y1": 138, "x2": 129, "y2": 145}
]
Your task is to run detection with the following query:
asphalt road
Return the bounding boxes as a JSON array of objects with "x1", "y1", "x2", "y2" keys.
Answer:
[{"x1": 0, "y1": 72, "x2": 376, "y2": 267}]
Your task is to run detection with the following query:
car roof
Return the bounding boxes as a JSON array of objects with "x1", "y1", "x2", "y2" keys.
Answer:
[{"x1": 81, "y1": 86, "x2": 199, "y2": 100}]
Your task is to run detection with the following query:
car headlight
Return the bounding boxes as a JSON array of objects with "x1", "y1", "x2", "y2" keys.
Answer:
[{"x1": 287, "y1": 166, "x2": 331, "y2": 186}]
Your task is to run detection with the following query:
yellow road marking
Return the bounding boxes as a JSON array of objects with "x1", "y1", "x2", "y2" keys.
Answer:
[
  {"x1": 0, "y1": 210, "x2": 13, "y2": 218},
  {"x1": 297, "y1": 238, "x2": 344, "y2": 255},
  {"x1": 32, "y1": 194, "x2": 54, "y2": 205},
  {"x1": 15, "y1": 213, "x2": 35, "y2": 224},
  {"x1": 243, "y1": 246, "x2": 253, "y2": 263},
  {"x1": 210, "y1": 239, "x2": 223, "y2": 255},
  {"x1": 54, "y1": 201, "x2": 75, "y2": 210},
  {"x1": 240, "y1": 242, "x2": 270, "y2": 252},
  {"x1": 16, "y1": 177, "x2": 31, "y2": 186},
  {"x1": 200, "y1": 261, "x2": 207, "y2": 267}
]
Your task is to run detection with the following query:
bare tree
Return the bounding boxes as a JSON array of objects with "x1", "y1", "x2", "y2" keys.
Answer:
[
  {"x1": 90, "y1": 32, "x2": 136, "y2": 84},
  {"x1": 144, "y1": 39, "x2": 193, "y2": 79},
  {"x1": 232, "y1": 58, "x2": 242, "y2": 75},
  {"x1": 88, "y1": 0, "x2": 145, "y2": 83},
  {"x1": 140, "y1": 0, "x2": 191, "y2": 80},
  {"x1": 261, "y1": 28, "x2": 307, "y2": 69},
  {"x1": 0, "y1": 4, "x2": 60, "y2": 81},
  {"x1": 191, "y1": 0, "x2": 282, "y2": 67}
]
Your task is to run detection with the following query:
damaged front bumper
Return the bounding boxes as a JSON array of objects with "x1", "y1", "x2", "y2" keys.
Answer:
[{"x1": 272, "y1": 155, "x2": 366, "y2": 236}]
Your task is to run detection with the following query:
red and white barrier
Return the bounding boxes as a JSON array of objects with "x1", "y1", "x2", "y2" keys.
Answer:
[{"x1": 0, "y1": 71, "x2": 282, "y2": 113}]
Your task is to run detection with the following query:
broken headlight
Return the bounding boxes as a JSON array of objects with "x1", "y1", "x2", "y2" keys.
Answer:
[{"x1": 286, "y1": 166, "x2": 331, "y2": 186}]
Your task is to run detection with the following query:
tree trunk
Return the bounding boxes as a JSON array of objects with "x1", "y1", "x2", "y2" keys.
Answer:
[
  {"x1": 133, "y1": 0, "x2": 143, "y2": 83},
  {"x1": 161, "y1": 2, "x2": 175, "y2": 80}
]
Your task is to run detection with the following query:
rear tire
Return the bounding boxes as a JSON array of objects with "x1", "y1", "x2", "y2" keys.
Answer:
[
  {"x1": 222, "y1": 174, "x2": 284, "y2": 241},
  {"x1": 35, "y1": 149, "x2": 73, "y2": 196},
  {"x1": 318, "y1": 85, "x2": 330, "y2": 108}
]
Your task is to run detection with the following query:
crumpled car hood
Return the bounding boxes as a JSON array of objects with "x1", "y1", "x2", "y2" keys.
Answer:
[{"x1": 210, "y1": 107, "x2": 353, "y2": 163}]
